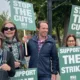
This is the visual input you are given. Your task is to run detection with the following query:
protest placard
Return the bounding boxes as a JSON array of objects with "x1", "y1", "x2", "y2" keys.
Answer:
[
  {"x1": 58, "y1": 47, "x2": 80, "y2": 80},
  {"x1": 68, "y1": 5, "x2": 80, "y2": 38},
  {"x1": 10, "y1": 0, "x2": 36, "y2": 31},
  {"x1": 11, "y1": 68, "x2": 37, "y2": 80}
]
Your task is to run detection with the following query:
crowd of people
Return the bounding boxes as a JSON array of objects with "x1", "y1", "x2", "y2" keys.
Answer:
[{"x1": 0, "y1": 20, "x2": 77, "y2": 80}]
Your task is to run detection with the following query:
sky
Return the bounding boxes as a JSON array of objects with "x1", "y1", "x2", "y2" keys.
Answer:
[{"x1": 0, "y1": 0, "x2": 10, "y2": 17}]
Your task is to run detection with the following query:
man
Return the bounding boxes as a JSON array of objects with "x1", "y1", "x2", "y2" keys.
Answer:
[{"x1": 27, "y1": 21, "x2": 59, "y2": 80}]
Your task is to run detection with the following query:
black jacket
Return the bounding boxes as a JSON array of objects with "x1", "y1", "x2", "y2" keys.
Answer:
[
  {"x1": 27, "y1": 35, "x2": 59, "y2": 77},
  {"x1": 0, "y1": 50, "x2": 15, "y2": 80},
  {"x1": 3, "y1": 41, "x2": 26, "y2": 69}
]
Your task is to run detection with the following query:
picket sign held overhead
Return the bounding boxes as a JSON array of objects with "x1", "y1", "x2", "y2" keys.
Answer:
[
  {"x1": 10, "y1": 0, "x2": 36, "y2": 31},
  {"x1": 68, "y1": 5, "x2": 80, "y2": 38},
  {"x1": 10, "y1": 0, "x2": 36, "y2": 55}
]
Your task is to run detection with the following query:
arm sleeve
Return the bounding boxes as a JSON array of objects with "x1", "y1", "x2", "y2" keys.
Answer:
[
  {"x1": 19, "y1": 43, "x2": 27, "y2": 68},
  {"x1": 51, "y1": 41, "x2": 59, "y2": 75},
  {"x1": 27, "y1": 40, "x2": 31, "y2": 56},
  {"x1": 7, "y1": 52, "x2": 15, "y2": 77}
]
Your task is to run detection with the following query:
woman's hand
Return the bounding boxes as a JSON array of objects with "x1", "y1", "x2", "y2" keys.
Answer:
[
  {"x1": 14, "y1": 61, "x2": 20, "y2": 68},
  {"x1": 0, "y1": 64, "x2": 11, "y2": 71}
]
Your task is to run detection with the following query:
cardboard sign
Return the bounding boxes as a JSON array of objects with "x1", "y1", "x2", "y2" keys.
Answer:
[
  {"x1": 68, "y1": 5, "x2": 80, "y2": 38},
  {"x1": 11, "y1": 68, "x2": 37, "y2": 80},
  {"x1": 58, "y1": 47, "x2": 80, "y2": 80},
  {"x1": 10, "y1": 0, "x2": 36, "y2": 31}
]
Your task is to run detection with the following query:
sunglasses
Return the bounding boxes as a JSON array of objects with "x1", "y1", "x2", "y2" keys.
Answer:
[{"x1": 3, "y1": 27, "x2": 16, "y2": 31}]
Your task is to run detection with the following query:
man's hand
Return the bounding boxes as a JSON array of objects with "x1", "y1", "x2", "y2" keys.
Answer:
[
  {"x1": 22, "y1": 35, "x2": 32, "y2": 43},
  {"x1": 51, "y1": 74, "x2": 57, "y2": 80},
  {"x1": 22, "y1": 36, "x2": 28, "y2": 43}
]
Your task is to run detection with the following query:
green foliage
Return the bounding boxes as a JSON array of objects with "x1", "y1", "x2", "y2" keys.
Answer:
[
  {"x1": 24, "y1": 0, "x2": 47, "y2": 22},
  {"x1": 0, "y1": 12, "x2": 8, "y2": 31}
]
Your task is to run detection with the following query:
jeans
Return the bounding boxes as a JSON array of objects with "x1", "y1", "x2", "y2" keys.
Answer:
[{"x1": 38, "y1": 77, "x2": 51, "y2": 80}]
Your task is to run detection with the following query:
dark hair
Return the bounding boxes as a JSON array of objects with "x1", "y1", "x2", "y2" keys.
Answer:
[
  {"x1": 0, "y1": 32, "x2": 5, "y2": 48},
  {"x1": 37, "y1": 21, "x2": 48, "y2": 29},
  {"x1": 65, "y1": 34, "x2": 76, "y2": 47},
  {"x1": 1, "y1": 21, "x2": 19, "y2": 41}
]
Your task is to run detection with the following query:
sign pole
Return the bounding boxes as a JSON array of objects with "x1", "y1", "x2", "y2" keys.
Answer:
[
  {"x1": 47, "y1": 0, "x2": 52, "y2": 35},
  {"x1": 23, "y1": 30, "x2": 28, "y2": 56}
]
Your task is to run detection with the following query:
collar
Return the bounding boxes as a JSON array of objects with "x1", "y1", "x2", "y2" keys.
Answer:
[{"x1": 37, "y1": 36, "x2": 48, "y2": 42}]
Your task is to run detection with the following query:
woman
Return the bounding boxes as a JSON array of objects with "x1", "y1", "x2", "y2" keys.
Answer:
[
  {"x1": 0, "y1": 32, "x2": 15, "y2": 80},
  {"x1": 1, "y1": 21, "x2": 26, "y2": 69},
  {"x1": 65, "y1": 34, "x2": 77, "y2": 47},
  {"x1": 58, "y1": 34, "x2": 77, "y2": 75}
]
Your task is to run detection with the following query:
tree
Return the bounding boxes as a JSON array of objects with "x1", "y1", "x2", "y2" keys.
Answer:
[
  {"x1": 52, "y1": 0, "x2": 80, "y2": 46},
  {"x1": 0, "y1": 12, "x2": 8, "y2": 30}
]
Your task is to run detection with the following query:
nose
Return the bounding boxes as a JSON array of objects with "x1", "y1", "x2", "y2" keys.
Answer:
[
  {"x1": 45, "y1": 28, "x2": 48, "y2": 32},
  {"x1": 7, "y1": 28, "x2": 12, "y2": 31}
]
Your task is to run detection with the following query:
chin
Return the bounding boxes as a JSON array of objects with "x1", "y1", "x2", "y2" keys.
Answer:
[
  {"x1": 6, "y1": 36, "x2": 13, "y2": 39},
  {"x1": 43, "y1": 34, "x2": 47, "y2": 37}
]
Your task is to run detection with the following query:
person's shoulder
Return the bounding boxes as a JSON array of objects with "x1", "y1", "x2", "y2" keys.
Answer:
[
  {"x1": 28, "y1": 35, "x2": 37, "y2": 42},
  {"x1": 47, "y1": 35, "x2": 55, "y2": 42}
]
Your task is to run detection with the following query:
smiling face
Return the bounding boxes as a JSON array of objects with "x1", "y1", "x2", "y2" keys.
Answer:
[
  {"x1": 37, "y1": 22, "x2": 48, "y2": 39},
  {"x1": 3, "y1": 23, "x2": 16, "y2": 40},
  {"x1": 66, "y1": 36, "x2": 76, "y2": 47}
]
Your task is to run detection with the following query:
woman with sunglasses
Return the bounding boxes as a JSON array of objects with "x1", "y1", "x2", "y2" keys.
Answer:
[
  {"x1": 1, "y1": 21, "x2": 26, "y2": 69},
  {"x1": 0, "y1": 32, "x2": 15, "y2": 80}
]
